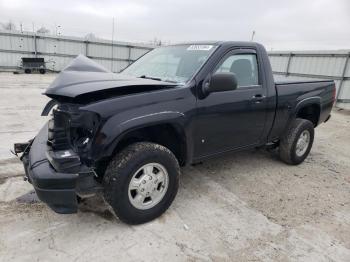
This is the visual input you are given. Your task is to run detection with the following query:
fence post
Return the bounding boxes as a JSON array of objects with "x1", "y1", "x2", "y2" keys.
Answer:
[
  {"x1": 111, "y1": 43, "x2": 114, "y2": 72},
  {"x1": 85, "y1": 41, "x2": 89, "y2": 57},
  {"x1": 33, "y1": 33, "x2": 37, "y2": 57},
  {"x1": 285, "y1": 53, "x2": 293, "y2": 76},
  {"x1": 128, "y1": 46, "x2": 132, "y2": 65},
  {"x1": 336, "y1": 52, "x2": 350, "y2": 101}
]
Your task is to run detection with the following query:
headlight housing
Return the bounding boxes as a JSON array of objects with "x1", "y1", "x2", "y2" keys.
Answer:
[
  {"x1": 48, "y1": 105, "x2": 100, "y2": 163},
  {"x1": 69, "y1": 110, "x2": 100, "y2": 154}
]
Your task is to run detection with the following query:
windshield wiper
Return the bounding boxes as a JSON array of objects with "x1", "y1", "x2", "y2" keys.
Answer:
[
  {"x1": 138, "y1": 75, "x2": 162, "y2": 81},
  {"x1": 138, "y1": 75, "x2": 179, "y2": 84}
]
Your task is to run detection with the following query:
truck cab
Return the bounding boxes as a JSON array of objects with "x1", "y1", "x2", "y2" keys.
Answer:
[{"x1": 15, "y1": 41, "x2": 335, "y2": 224}]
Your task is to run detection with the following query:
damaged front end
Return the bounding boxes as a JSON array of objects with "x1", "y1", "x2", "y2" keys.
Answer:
[
  {"x1": 14, "y1": 54, "x2": 178, "y2": 214},
  {"x1": 15, "y1": 104, "x2": 102, "y2": 214}
]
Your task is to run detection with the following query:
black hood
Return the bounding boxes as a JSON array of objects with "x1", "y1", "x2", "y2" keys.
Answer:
[{"x1": 45, "y1": 55, "x2": 177, "y2": 102}]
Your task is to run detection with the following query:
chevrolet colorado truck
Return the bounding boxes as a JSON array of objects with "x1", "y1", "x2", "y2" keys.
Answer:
[{"x1": 14, "y1": 42, "x2": 335, "y2": 224}]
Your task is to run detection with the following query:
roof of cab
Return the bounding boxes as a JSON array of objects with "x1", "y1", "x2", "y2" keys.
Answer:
[{"x1": 169, "y1": 41, "x2": 262, "y2": 48}]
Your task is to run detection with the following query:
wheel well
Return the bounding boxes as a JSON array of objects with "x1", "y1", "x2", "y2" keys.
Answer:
[
  {"x1": 296, "y1": 104, "x2": 320, "y2": 126},
  {"x1": 113, "y1": 123, "x2": 187, "y2": 166}
]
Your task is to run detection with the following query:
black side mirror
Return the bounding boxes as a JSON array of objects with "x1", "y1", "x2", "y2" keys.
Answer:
[{"x1": 203, "y1": 72, "x2": 238, "y2": 94}]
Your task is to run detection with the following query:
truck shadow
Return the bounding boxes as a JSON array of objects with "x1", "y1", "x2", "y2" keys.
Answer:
[
  {"x1": 13, "y1": 148, "x2": 279, "y2": 223},
  {"x1": 74, "y1": 148, "x2": 280, "y2": 222},
  {"x1": 78, "y1": 195, "x2": 117, "y2": 222}
]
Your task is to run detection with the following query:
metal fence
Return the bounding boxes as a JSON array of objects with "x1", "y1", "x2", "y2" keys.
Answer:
[
  {"x1": 1, "y1": 31, "x2": 349, "y2": 109},
  {"x1": 269, "y1": 51, "x2": 350, "y2": 109},
  {"x1": 0, "y1": 30, "x2": 153, "y2": 72}
]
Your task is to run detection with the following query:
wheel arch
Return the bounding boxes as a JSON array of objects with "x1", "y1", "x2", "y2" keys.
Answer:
[
  {"x1": 113, "y1": 121, "x2": 188, "y2": 166},
  {"x1": 294, "y1": 97, "x2": 321, "y2": 127},
  {"x1": 97, "y1": 111, "x2": 188, "y2": 163}
]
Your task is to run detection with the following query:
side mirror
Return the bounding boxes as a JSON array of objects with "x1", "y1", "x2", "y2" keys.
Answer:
[{"x1": 203, "y1": 72, "x2": 238, "y2": 94}]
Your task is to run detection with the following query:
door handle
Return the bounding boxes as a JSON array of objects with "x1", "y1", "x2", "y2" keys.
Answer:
[{"x1": 251, "y1": 94, "x2": 266, "y2": 103}]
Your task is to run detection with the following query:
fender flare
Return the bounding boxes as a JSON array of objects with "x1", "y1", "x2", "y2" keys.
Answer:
[
  {"x1": 41, "y1": 99, "x2": 58, "y2": 116},
  {"x1": 294, "y1": 97, "x2": 321, "y2": 116},
  {"x1": 285, "y1": 97, "x2": 321, "y2": 129},
  {"x1": 97, "y1": 111, "x2": 189, "y2": 161}
]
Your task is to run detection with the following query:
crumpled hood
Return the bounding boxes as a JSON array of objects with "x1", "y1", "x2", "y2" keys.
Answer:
[{"x1": 45, "y1": 55, "x2": 177, "y2": 99}]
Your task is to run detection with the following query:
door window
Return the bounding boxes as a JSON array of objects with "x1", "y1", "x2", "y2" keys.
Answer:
[{"x1": 215, "y1": 54, "x2": 259, "y2": 87}]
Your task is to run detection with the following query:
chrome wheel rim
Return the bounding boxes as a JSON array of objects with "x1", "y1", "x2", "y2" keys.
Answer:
[
  {"x1": 128, "y1": 163, "x2": 169, "y2": 210},
  {"x1": 295, "y1": 130, "x2": 310, "y2": 157}
]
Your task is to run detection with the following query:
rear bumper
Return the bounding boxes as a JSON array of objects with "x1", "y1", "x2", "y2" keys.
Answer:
[{"x1": 20, "y1": 123, "x2": 98, "y2": 214}]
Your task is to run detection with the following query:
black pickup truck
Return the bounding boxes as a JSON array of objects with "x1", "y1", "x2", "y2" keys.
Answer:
[{"x1": 15, "y1": 42, "x2": 335, "y2": 224}]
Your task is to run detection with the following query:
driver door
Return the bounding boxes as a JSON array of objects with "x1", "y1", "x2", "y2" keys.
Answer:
[{"x1": 193, "y1": 49, "x2": 268, "y2": 158}]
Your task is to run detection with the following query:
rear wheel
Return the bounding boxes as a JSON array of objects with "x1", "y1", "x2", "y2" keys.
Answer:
[
  {"x1": 279, "y1": 118, "x2": 314, "y2": 165},
  {"x1": 24, "y1": 69, "x2": 31, "y2": 74},
  {"x1": 103, "y1": 142, "x2": 180, "y2": 224},
  {"x1": 39, "y1": 69, "x2": 46, "y2": 74}
]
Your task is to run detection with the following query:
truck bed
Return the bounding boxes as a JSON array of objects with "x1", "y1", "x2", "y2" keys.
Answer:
[
  {"x1": 273, "y1": 74, "x2": 327, "y2": 84},
  {"x1": 268, "y1": 78, "x2": 335, "y2": 141}
]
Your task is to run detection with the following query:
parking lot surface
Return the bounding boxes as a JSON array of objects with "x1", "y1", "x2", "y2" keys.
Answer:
[{"x1": 0, "y1": 72, "x2": 349, "y2": 261}]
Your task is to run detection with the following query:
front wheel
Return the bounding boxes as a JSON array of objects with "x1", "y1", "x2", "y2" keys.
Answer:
[
  {"x1": 279, "y1": 118, "x2": 314, "y2": 165},
  {"x1": 103, "y1": 142, "x2": 180, "y2": 224}
]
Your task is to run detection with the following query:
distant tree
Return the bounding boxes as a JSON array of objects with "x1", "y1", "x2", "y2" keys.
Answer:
[
  {"x1": 36, "y1": 26, "x2": 50, "y2": 34},
  {"x1": 1, "y1": 21, "x2": 16, "y2": 31}
]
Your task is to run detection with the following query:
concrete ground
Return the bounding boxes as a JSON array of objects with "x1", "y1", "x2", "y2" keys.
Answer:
[{"x1": 0, "y1": 72, "x2": 349, "y2": 262}]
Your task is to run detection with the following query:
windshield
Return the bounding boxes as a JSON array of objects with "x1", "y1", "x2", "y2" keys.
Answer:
[{"x1": 120, "y1": 44, "x2": 217, "y2": 84}]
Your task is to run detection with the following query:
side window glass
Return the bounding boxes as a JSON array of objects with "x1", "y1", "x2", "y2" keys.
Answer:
[{"x1": 215, "y1": 54, "x2": 259, "y2": 87}]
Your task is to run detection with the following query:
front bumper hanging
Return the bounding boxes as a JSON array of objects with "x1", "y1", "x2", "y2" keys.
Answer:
[{"x1": 16, "y1": 123, "x2": 99, "y2": 214}]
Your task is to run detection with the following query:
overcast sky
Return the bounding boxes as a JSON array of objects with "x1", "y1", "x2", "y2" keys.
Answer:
[{"x1": 0, "y1": 0, "x2": 349, "y2": 50}]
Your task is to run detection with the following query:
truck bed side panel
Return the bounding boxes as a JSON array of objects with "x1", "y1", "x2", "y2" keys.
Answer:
[{"x1": 269, "y1": 81, "x2": 334, "y2": 140}]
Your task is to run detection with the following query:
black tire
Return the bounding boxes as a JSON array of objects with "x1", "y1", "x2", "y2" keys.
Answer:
[
  {"x1": 39, "y1": 69, "x2": 46, "y2": 74},
  {"x1": 279, "y1": 118, "x2": 314, "y2": 165},
  {"x1": 24, "y1": 69, "x2": 31, "y2": 74},
  {"x1": 103, "y1": 142, "x2": 180, "y2": 224}
]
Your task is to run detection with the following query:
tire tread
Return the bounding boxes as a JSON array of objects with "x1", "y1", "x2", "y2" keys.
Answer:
[
  {"x1": 103, "y1": 142, "x2": 180, "y2": 224},
  {"x1": 279, "y1": 118, "x2": 314, "y2": 165}
]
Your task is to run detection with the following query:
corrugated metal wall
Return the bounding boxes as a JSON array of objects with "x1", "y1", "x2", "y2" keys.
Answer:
[
  {"x1": 1, "y1": 31, "x2": 349, "y2": 109},
  {"x1": 0, "y1": 30, "x2": 153, "y2": 72},
  {"x1": 269, "y1": 51, "x2": 350, "y2": 109}
]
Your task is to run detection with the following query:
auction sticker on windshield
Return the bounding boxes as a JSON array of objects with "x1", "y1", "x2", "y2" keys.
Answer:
[{"x1": 187, "y1": 45, "x2": 213, "y2": 51}]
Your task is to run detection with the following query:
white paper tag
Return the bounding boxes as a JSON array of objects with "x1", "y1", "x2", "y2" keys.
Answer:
[{"x1": 187, "y1": 45, "x2": 213, "y2": 51}]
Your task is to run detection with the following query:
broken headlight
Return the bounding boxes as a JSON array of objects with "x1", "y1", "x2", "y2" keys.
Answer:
[{"x1": 69, "y1": 110, "x2": 100, "y2": 154}]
